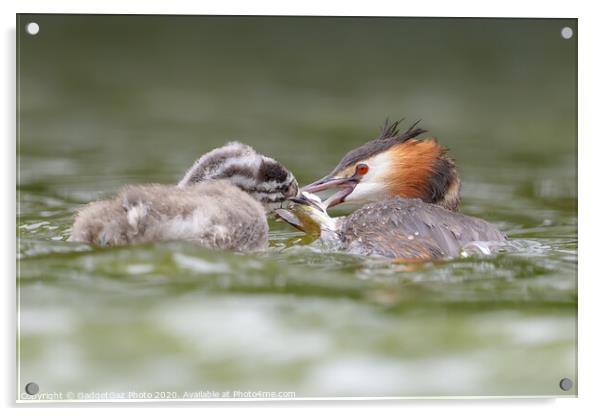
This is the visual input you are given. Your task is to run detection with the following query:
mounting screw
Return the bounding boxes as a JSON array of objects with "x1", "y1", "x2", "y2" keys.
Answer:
[
  {"x1": 24, "y1": 382, "x2": 39, "y2": 395},
  {"x1": 25, "y1": 22, "x2": 40, "y2": 36},
  {"x1": 560, "y1": 27, "x2": 573, "y2": 40},
  {"x1": 559, "y1": 378, "x2": 573, "y2": 391}
]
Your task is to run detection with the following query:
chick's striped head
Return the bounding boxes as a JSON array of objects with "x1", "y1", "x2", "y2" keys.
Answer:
[{"x1": 178, "y1": 142, "x2": 299, "y2": 207}]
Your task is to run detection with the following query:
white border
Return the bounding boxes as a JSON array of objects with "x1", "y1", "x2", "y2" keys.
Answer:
[
  {"x1": 0, "y1": 0, "x2": 585, "y2": 17},
  {"x1": 4, "y1": 0, "x2": 601, "y2": 413}
]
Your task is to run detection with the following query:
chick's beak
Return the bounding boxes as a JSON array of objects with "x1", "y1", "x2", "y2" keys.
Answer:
[
  {"x1": 301, "y1": 175, "x2": 359, "y2": 208},
  {"x1": 289, "y1": 192, "x2": 326, "y2": 212},
  {"x1": 285, "y1": 180, "x2": 299, "y2": 199}
]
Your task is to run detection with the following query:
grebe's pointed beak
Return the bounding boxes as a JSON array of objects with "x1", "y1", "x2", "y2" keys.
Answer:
[
  {"x1": 301, "y1": 175, "x2": 359, "y2": 208},
  {"x1": 302, "y1": 176, "x2": 353, "y2": 193}
]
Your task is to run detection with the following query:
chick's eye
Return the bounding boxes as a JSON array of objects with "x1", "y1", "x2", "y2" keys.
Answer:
[{"x1": 356, "y1": 163, "x2": 369, "y2": 175}]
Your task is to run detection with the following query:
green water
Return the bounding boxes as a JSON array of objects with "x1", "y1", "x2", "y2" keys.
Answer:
[{"x1": 17, "y1": 15, "x2": 577, "y2": 398}]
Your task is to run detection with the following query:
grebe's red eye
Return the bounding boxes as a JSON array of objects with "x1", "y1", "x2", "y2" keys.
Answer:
[{"x1": 356, "y1": 163, "x2": 369, "y2": 176}]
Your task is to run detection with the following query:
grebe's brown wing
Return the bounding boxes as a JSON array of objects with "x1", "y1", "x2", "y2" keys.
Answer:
[
  {"x1": 339, "y1": 198, "x2": 506, "y2": 259},
  {"x1": 344, "y1": 232, "x2": 447, "y2": 260}
]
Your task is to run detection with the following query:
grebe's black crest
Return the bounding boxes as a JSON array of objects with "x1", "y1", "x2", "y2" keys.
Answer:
[{"x1": 331, "y1": 119, "x2": 427, "y2": 174}]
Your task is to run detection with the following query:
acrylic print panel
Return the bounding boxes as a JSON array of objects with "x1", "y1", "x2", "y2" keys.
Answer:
[{"x1": 16, "y1": 14, "x2": 577, "y2": 400}]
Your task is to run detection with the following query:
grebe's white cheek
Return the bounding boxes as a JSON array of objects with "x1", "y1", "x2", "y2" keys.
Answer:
[
  {"x1": 344, "y1": 181, "x2": 382, "y2": 203},
  {"x1": 345, "y1": 153, "x2": 391, "y2": 203}
]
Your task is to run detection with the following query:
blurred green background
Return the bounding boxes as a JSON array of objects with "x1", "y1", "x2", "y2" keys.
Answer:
[{"x1": 17, "y1": 15, "x2": 576, "y2": 398}]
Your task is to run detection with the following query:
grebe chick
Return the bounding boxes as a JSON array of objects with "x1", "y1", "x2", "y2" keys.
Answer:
[
  {"x1": 69, "y1": 142, "x2": 298, "y2": 251},
  {"x1": 276, "y1": 192, "x2": 506, "y2": 260},
  {"x1": 303, "y1": 119, "x2": 460, "y2": 210}
]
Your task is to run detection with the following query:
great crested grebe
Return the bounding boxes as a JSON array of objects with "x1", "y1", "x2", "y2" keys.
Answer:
[
  {"x1": 276, "y1": 120, "x2": 506, "y2": 260},
  {"x1": 69, "y1": 142, "x2": 298, "y2": 251}
]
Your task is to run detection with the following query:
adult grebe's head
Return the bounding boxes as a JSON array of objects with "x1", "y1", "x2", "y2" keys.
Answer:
[
  {"x1": 178, "y1": 142, "x2": 298, "y2": 210},
  {"x1": 302, "y1": 119, "x2": 461, "y2": 211}
]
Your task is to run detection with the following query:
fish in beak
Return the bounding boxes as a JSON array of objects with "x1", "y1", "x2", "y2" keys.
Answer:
[
  {"x1": 274, "y1": 192, "x2": 337, "y2": 236},
  {"x1": 301, "y1": 174, "x2": 360, "y2": 208}
]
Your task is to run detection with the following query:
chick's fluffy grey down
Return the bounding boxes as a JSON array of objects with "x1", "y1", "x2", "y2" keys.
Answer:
[{"x1": 69, "y1": 181, "x2": 268, "y2": 251}]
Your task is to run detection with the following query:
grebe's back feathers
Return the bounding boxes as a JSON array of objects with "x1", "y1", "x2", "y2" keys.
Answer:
[{"x1": 339, "y1": 197, "x2": 505, "y2": 259}]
